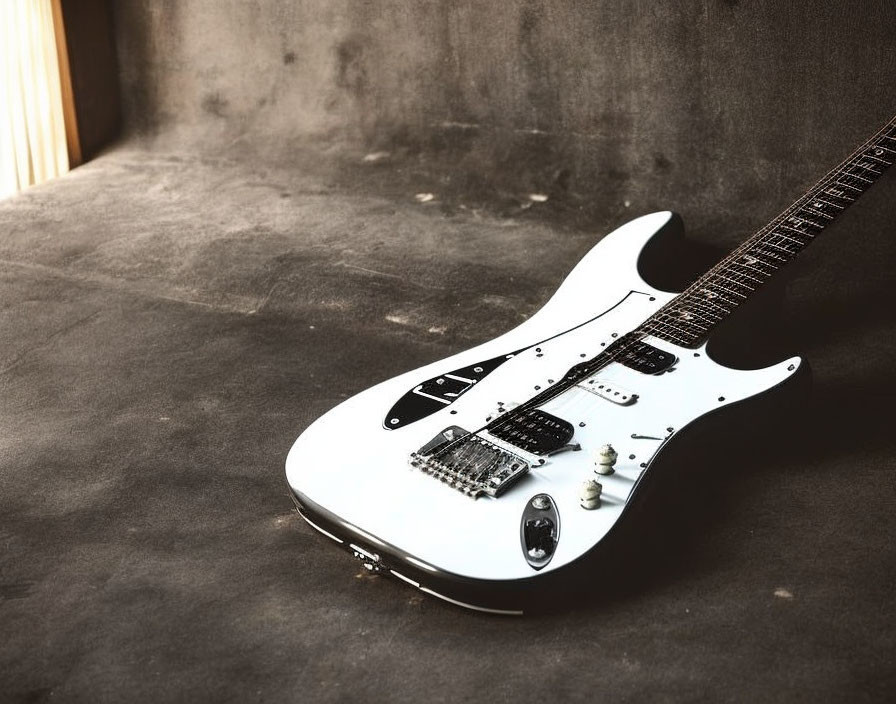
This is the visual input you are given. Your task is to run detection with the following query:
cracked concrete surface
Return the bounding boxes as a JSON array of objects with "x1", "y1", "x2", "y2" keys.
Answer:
[
  {"x1": 2, "y1": 0, "x2": 896, "y2": 700},
  {"x1": 1, "y1": 139, "x2": 894, "y2": 702}
]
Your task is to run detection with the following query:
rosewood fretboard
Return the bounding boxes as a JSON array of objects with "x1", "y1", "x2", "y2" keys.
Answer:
[{"x1": 640, "y1": 114, "x2": 896, "y2": 348}]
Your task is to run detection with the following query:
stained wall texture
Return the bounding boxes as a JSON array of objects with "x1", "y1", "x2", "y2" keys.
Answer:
[
  {"x1": 1, "y1": 3, "x2": 895, "y2": 701},
  {"x1": 112, "y1": 1, "x2": 896, "y2": 233}
]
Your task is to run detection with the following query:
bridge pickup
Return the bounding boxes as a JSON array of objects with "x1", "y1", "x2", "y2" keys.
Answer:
[
  {"x1": 577, "y1": 378, "x2": 637, "y2": 405},
  {"x1": 617, "y1": 340, "x2": 677, "y2": 374},
  {"x1": 487, "y1": 409, "x2": 575, "y2": 456}
]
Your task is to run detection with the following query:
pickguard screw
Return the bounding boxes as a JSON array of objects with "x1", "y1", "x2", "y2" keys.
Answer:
[
  {"x1": 629, "y1": 454, "x2": 636, "y2": 460},
  {"x1": 579, "y1": 421, "x2": 586, "y2": 427},
  {"x1": 474, "y1": 366, "x2": 483, "y2": 373},
  {"x1": 787, "y1": 364, "x2": 795, "y2": 371},
  {"x1": 534, "y1": 385, "x2": 541, "y2": 390},
  {"x1": 390, "y1": 418, "x2": 399, "y2": 425},
  {"x1": 718, "y1": 396, "x2": 725, "y2": 402}
]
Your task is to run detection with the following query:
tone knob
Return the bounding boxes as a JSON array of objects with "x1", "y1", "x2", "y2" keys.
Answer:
[
  {"x1": 595, "y1": 444, "x2": 618, "y2": 475},
  {"x1": 580, "y1": 479, "x2": 602, "y2": 509}
]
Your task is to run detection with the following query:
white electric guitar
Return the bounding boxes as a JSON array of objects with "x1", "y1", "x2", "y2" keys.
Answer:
[{"x1": 286, "y1": 116, "x2": 895, "y2": 614}]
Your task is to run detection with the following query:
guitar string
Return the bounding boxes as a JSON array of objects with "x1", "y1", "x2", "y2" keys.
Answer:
[
  {"x1": 645, "y1": 122, "x2": 896, "y2": 341},
  {"x1": 431, "y1": 117, "x2": 896, "y2": 468},
  {"x1": 425, "y1": 114, "x2": 896, "y2": 474},
  {"x1": 482, "y1": 116, "x2": 896, "y2": 437},
  {"x1": 642, "y1": 113, "x2": 896, "y2": 343},
  {"x1": 644, "y1": 125, "x2": 895, "y2": 342}
]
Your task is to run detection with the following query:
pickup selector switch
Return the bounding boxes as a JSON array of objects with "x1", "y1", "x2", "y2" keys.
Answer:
[{"x1": 595, "y1": 444, "x2": 618, "y2": 475}]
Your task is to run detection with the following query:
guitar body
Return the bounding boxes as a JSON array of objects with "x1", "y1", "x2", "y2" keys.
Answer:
[{"x1": 285, "y1": 211, "x2": 804, "y2": 613}]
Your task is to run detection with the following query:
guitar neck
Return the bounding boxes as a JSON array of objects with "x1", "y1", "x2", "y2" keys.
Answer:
[{"x1": 641, "y1": 114, "x2": 896, "y2": 348}]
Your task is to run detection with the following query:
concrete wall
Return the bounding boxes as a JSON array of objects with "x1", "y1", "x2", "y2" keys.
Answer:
[{"x1": 111, "y1": 1, "x2": 896, "y2": 243}]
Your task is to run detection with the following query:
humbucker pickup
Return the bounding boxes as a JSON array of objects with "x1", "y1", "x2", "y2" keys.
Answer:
[
  {"x1": 617, "y1": 340, "x2": 677, "y2": 374},
  {"x1": 488, "y1": 408, "x2": 575, "y2": 455}
]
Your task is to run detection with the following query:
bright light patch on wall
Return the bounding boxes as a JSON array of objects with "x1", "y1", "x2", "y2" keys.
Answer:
[{"x1": 0, "y1": 0, "x2": 69, "y2": 199}]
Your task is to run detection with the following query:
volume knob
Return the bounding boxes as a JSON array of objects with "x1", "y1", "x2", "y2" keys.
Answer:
[
  {"x1": 580, "y1": 479, "x2": 602, "y2": 509},
  {"x1": 595, "y1": 444, "x2": 618, "y2": 475}
]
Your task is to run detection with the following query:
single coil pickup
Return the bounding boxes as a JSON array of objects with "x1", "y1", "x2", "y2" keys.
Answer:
[{"x1": 576, "y1": 378, "x2": 637, "y2": 405}]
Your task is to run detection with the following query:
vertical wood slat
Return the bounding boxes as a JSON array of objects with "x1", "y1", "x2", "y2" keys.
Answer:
[{"x1": 50, "y1": 0, "x2": 81, "y2": 168}]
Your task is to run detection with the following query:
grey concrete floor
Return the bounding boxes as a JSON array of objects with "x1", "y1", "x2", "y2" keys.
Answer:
[{"x1": 1, "y1": 146, "x2": 894, "y2": 702}]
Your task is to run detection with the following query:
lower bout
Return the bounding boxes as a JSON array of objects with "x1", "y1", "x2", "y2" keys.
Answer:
[{"x1": 284, "y1": 361, "x2": 813, "y2": 614}]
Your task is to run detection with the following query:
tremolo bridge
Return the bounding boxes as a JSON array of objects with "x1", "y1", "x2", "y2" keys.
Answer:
[{"x1": 410, "y1": 410, "x2": 575, "y2": 498}]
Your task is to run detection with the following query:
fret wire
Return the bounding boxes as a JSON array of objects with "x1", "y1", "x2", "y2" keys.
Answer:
[
  {"x1": 765, "y1": 234, "x2": 808, "y2": 251},
  {"x1": 711, "y1": 277, "x2": 751, "y2": 297},
  {"x1": 747, "y1": 248, "x2": 788, "y2": 264},
  {"x1": 833, "y1": 178, "x2": 865, "y2": 193},
  {"x1": 691, "y1": 288, "x2": 741, "y2": 308},
  {"x1": 756, "y1": 240, "x2": 797, "y2": 255},
  {"x1": 736, "y1": 259, "x2": 776, "y2": 277},
  {"x1": 864, "y1": 153, "x2": 893, "y2": 166},
  {"x1": 712, "y1": 269, "x2": 757, "y2": 290},
  {"x1": 663, "y1": 311, "x2": 713, "y2": 330},
  {"x1": 767, "y1": 228, "x2": 809, "y2": 244},
  {"x1": 693, "y1": 287, "x2": 736, "y2": 308},
  {"x1": 802, "y1": 204, "x2": 835, "y2": 219},
  {"x1": 643, "y1": 322, "x2": 697, "y2": 346},
  {"x1": 848, "y1": 155, "x2": 883, "y2": 171},
  {"x1": 788, "y1": 214, "x2": 825, "y2": 229},
  {"x1": 670, "y1": 303, "x2": 722, "y2": 324},
  {"x1": 645, "y1": 113, "x2": 896, "y2": 349},
  {"x1": 853, "y1": 161, "x2": 883, "y2": 176},
  {"x1": 811, "y1": 196, "x2": 844, "y2": 210},
  {"x1": 723, "y1": 264, "x2": 765, "y2": 285},
  {"x1": 682, "y1": 298, "x2": 730, "y2": 320},
  {"x1": 835, "y1": 168, "x2": 873, "y2": 185},
  {"x1": 823, "y1": 186, "x2": 855, "y2": 200},
  {"x1": 775, "y1": 224, "x2": 813, "y2": 239}
]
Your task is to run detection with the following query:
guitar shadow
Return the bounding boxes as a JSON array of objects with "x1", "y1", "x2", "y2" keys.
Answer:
[{"x1": 532, "y1": 282, "x2": 895, "y2": 616}]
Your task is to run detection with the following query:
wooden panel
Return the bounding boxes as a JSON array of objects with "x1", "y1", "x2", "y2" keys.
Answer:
[
  {"x1": 51, "y1": 0, "x2": 81, "y2": 167},
  {"x1": 54, "y1": 0, "x2": 121, "y2": 163}
]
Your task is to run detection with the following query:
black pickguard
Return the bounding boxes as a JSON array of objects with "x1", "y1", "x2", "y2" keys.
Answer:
[
  {"x1": 383, "y1": 352, "x2": 517, "y2": 430},
  {"x1": 382, "y1": 290, "x2": 665, "y2": 430}
]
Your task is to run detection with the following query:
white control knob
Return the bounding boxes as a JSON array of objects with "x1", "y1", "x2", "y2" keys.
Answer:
[
  {"x1": 595, "y1": 444, "x2": 618, "y2": 475},
  {"x1": 580, "y1": 479, "x2": 602, "y2": 509}
]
